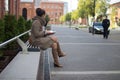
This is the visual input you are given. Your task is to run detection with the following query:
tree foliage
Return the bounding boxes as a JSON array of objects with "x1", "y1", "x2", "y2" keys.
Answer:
[
  {"x1": 65, "y1": 13, "x2": 71, "y2": 21},
  {"x1": 45, "y1": 15, "x2": 50, "y2": 23},
  {"x1": 59, "y1": 0, "x2": 109, "y2": 23},
  {"x1": 77, "y1": 0, "x2": 88, "y2": 18},
  {"x1": 71, "y1": 10, "x2": 79, "y2": 20},
  {"x1": 77, "y1": 0, "x2": 109, "y2": 17},
  {"x1": 59, "y1": 15, "x2": 65, "y2": 23},
  {"x1": 96, "y1": 0, "x2": 109, "y2": 15}
]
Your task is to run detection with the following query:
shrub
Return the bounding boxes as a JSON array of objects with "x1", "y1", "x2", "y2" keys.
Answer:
[
  {"x1": 23, "y1": 19, "x2": 32, "y2": 41},
  {"x1": 18, "y1": 17, "x2": 32, "y2": 42},
  {"x1": 1, "y1": 15, "x2": 32, "y2": 49},
  {"x1": 4, "y1": 15, "x2": 18, "y2": 49},
  {"x1": 17, "y1": 16, "x2": 26, "y2": 34},
  {"x1": 0, "y1": 19, "x2": 4, "y2": 43},
  {"x1": 25, "y1": 19, "x2": 32, "y2": 30},
  {"x1": 4, "y1": 15, "x2": 17, "y2": 41}
]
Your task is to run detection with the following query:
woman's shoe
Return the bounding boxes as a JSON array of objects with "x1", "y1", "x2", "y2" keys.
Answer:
[{"x1": 54, "y1": 63, "x2": 63, "y2": 67}]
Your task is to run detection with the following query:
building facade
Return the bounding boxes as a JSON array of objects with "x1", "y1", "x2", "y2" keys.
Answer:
[
  {"x1": 9, "y1": 0, "x2": 20, "y2": 19},
  {"x1": 0, "y1": 0, "x2": 35, "y2": 20},
  {"x1": 108, "y1": 2, "x2": 120, "y2": 28},
  {"x1": 110, "y1": 2, "x2": 120, "y2": 20},
  {"x1": 40, "y1": 1, "x2": 64, "y2": 24},
  {"x1": 0, "y1": 0, "x2": 20, "y2": 19},
  {"x1": 0, "y1": 0, "x2": 65, "y2": 23},
  {"x1": 0, "y1": 0, "x2": 5, "y2": 19},
  {"x1": 20, "y1": 1, "x2": 35, "y2": 20}
]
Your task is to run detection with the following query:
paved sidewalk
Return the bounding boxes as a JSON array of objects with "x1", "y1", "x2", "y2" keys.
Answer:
[
  {"x1": 75, "y1": 28, "x2": 120, "y2": 41},
  {"x1": 50, "y1": 25, "x2": 120, "y2": 80},
  {"x1": 109, "y1": 29, "x2": 120, "y2": 41}
]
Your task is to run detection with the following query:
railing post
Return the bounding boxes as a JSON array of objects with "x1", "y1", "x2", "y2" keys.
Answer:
[{"x1": 16, "y1": 38, "x2": 28, "y2": 54}]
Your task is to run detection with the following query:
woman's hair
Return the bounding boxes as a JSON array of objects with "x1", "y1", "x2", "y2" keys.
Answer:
[{"x1": 36, "y1": 8, "x2": 46, "y2": 17}]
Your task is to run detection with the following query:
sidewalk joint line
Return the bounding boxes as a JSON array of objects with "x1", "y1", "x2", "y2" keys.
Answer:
[
  {"x1": 51, "y1": 71, "x2": 120, "y2": 75},
  {"x1": 60, "y1": 43, "x2": 120, "y2": 45}
]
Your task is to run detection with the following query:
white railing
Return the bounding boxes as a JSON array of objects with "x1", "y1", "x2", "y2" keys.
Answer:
[{"x1": 0, "y1": 30, "x2": 31, "y2": 53}]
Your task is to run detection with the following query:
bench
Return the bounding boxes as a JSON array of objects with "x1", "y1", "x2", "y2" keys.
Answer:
[{"x1": 26, "y1": 40, "x2": 40, "y2": 52}]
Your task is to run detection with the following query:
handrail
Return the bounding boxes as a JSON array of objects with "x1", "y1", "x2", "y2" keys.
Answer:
[{"x1": 0, "y1": 30, "x2": 30, "y2": 48}]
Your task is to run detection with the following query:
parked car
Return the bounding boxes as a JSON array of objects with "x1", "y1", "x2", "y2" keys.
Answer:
[{"x1": 89, "y1": 22, "x2": 110, "y2": 34}]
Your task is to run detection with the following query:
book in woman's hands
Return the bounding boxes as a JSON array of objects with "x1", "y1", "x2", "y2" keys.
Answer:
[{"x1": 46, "y1": 30, "x2": 56, "y2": 35}]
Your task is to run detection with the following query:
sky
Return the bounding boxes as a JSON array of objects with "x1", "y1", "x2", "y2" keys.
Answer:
[
  {"x1": 60, "y1": 0, "x2": 78, "y2": 12},
  {"x1": 21, "y1": 0, "x2": 33, "y2": 2},
  {"x1": 110, "y1": 0, "x2": 120, "y2": 4}
]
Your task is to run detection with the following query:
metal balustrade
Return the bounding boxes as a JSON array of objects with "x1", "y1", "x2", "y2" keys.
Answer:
[{"x1": 0, "y1": 30, "x2": 31, "y2": 53}]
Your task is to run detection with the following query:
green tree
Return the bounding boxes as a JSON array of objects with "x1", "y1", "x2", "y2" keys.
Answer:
[
  {"x1": 96, "y1": 0, "x2": 109, "y2": 15},
  {"x1": 45, "y1": 14, "x2": 50, "y2": 26},
  {"x1": 77, "y1": 0, "x2": 109, "y2": 17},
  {"x1": 65, "y1": 13, "x2": 71, "y2": 22},
  {"x1": 77, "y1": 0, "x2": 88, "y2": 18},
  {"x1": 45, "y1": 15, "x2": 50, "y2": 23},
  {"x1": 59, "y1": 15, "x2": 65, "y2": 23},
  {"x1": 71, "y1": 10, "x2": 79, "y2": 20}
]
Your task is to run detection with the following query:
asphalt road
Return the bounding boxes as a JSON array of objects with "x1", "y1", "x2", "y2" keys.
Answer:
[{"x1": 49, "y1": 25, "x2": 120, "y2": 80}]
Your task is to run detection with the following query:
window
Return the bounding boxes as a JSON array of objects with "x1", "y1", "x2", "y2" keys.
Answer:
[{"x1": 22, "y1": 8, "x2": 27, "y2": 20}]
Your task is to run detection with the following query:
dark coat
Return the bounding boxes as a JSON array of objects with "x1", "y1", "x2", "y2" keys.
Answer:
[
  {"x1": 30, "y1": 16, "x2": 54, "y2": 50},
  {"x1": 102, "y1": 19, "x2": 110, "y2": 29}
]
